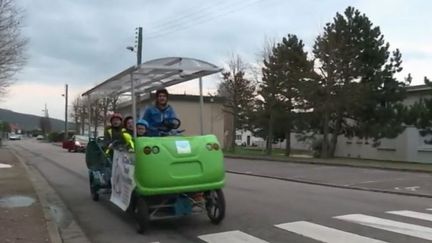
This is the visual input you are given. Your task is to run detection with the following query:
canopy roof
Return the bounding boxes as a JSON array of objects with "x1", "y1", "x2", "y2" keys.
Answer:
[{"x1": 82, "y1": 57, "x2": 222, "y2": 98}]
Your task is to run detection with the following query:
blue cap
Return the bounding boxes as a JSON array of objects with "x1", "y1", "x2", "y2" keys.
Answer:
[{"x1": 136, "y1": 119, "x2": 149, "y2": 128}]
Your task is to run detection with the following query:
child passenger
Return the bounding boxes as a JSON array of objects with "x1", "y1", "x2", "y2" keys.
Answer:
[{"x1": 136, "y1": 119, "x2": 149, "y2": 137}]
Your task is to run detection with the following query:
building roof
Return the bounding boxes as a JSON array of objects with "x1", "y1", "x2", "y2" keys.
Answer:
[{"x1": 406, "y1": 84, "x2": 431, "y2": 93}]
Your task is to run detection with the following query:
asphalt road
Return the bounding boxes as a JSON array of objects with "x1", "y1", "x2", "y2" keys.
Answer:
[
  {"x1": 9, "y1": 139, "x2": 432, "y2": 243},
  {"x1": 225, "y1": 158, "x2": 432, "y2": 196}
]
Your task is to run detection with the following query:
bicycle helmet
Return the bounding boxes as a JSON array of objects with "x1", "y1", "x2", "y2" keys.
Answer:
[
  {"x1": 136, "y1": 119, "x2": 149, "y2": 128},
  {"x1": 110, "y1": 113, "x2": 123, "y2": 122}
]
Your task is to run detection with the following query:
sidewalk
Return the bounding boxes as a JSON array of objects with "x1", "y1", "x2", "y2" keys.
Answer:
[
  {"x1": 224, "y1": 156, "x2": 432, "y2": 198},
  {"x1": 0, "y1": 147, "x2": 59, "y2": 243}
]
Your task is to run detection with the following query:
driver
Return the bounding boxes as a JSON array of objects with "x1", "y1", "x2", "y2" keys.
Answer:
[{"x1": 141, "y1": 89, "x2": 178, "y2": 136}]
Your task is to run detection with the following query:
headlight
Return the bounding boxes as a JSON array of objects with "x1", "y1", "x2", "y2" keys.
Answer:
[
  {"x1": 143, "y1": 146, "x2": 152, "y2": 155},
  {"x1": 152, "y1": 146, "x2": 160, "y2": 154},
  {"x1": 206, "y1": 143, "x2": 213, "y2": 151}
]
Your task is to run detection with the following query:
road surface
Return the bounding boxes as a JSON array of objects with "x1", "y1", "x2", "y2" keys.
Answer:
[{"x1": 9, "y1": 139, "x2": 432, "y2": 243}]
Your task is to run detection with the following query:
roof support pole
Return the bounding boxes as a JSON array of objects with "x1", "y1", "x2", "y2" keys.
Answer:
[
  {"x1": 199, "y1": 77, "x2": 204, "y2": 135},
  {"x1": 131, "y1": 72, "x2": 137, "y2": 138},
  {"x1": 87, "y1": 94, "x2": 92, "y2": 138}
]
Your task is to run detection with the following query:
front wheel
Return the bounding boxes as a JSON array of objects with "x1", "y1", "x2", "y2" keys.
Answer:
[
  {"x1": 205, "y1": 189, "x2": 225, "y2": 224},
  {"x1": 135, "y1": 198, "x2": 150, "y2": 234}
]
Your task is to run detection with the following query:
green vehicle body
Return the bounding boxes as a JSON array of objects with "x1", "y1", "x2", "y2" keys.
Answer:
[{"x1": 134, "y1": 134, "x2": 224, "y2": 196}]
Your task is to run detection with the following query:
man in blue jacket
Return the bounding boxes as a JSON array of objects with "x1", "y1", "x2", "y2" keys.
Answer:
[{"x1": 142, "y1": 89, "x2": 178, "y2": 136}]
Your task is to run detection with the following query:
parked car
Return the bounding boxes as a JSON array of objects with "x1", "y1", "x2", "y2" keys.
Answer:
[
  {"x1": 8, "y1": 133, "x2": 21, "y2": 140},
  {"x1": 63, "y1": 135, "x2": 89, "y2": 152}
]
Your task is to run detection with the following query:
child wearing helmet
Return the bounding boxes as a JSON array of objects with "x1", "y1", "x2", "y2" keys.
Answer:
[
  {"x1": 104, "y1": 113, "x2": 134, "y2": 154},
  {"x1": 136, "y1": 119, "x2": 149, "y2": 137}
]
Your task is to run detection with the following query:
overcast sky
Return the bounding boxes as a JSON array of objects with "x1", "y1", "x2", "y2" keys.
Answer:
[{"x1": 1, "y1": 0, "x2": 431, "y2": 120}]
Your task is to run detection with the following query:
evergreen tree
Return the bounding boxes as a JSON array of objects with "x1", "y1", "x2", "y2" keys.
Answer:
[
  {"x1": 260, "y1": 34, "x2": 314, "y2": 155},
  {"x1": 312, "y1": 6, "x2": 409, "y2": 157},
  {"x1": 406, "y1": 77, "x2": 432, "y2": 143}
]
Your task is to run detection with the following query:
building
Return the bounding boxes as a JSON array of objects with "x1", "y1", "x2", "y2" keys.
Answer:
[
  {"x1": 231, "y1": 84, "x2": 432, "y2": 163},
  {"x1": 335, "y1": 84, "x2": 432, "y2": 163}
]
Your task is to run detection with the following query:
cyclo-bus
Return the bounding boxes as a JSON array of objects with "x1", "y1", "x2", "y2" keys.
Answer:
[{"x1": 82, "y1": 57, "x2": 225, "y2": 233}]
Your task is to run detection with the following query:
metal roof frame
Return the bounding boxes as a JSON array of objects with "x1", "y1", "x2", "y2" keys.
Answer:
[
  {"x1": 82, "y1": 57, "x2": 222, "y2": 138},
  {"x1": 82, "y1": 57, "x2": 222, "y2": 98}
]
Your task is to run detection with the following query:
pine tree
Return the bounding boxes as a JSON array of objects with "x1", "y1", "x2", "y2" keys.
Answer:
[
  {"x1": 259, "y1": 34, "x2": 314, "y2": 155},
  {"x1": 312, "y1": 6, "x2": 408, "y2": 157}
]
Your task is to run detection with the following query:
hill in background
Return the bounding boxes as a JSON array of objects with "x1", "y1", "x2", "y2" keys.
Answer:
[{"x1": 0, "y1": 108, "x2": 68, "y2": 131}]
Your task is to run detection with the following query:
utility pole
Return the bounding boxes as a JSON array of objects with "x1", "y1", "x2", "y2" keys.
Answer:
[
  {"x1": 136, "y1": 27, "x2": 143, "y2": 66},
  {"x1": 130, "y1": 26, "x2": 143, "y2": 138},
  {"x1": 64, "y1": 84, "x2": 69, "y2": 141},
  {"x1": 41, "y1": 104, "x2": 50, "y2": 137}
]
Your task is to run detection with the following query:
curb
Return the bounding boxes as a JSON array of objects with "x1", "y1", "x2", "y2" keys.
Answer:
[
  {"x1": 9, "y1": 149, "x2": 63, "y2": 243},
  {"x1": 10, "y1": 147, "x2": 92, "y2": 243},
  {"x1": 227, "y1": 170, "x2": 432, "y2": 199},
  {"x1": 225, "y1": 155, "x2": 432, "y2": 173}
]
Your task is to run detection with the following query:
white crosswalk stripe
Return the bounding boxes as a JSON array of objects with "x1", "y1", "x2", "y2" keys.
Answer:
[
  {"x1": 198, "y1": 230, "x2": 269, "y2": 243},
  {"x1": 275, "y1": 221, "x2": 387, "y2": 243},
  {"x1": 387, "y1": 210, "x2": 432, "y2": 222},
  {"x1": 335, "y1": 214, "x2": 432, "y2": 241}
]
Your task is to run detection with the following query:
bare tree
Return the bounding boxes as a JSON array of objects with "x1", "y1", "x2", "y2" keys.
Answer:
[
  {"x1": 70, "y1": 96, "x2": 88, "y2": 135},
  {"x1": 217, "y1": 54, "x2": 256, "y2": 151},
  {"x1": 0, "y1": 0, "x2": 27, "y2": 98}
]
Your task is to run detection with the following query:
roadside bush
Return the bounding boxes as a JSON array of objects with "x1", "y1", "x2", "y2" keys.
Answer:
[
  {"x1": 311, "y1": 138, "x2": 323, "y2": 158},
  {"x1": 48, "y1": 132, "x2": 63, "y2": 142}
]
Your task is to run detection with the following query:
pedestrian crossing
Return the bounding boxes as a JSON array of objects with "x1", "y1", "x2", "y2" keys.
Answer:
[
  {"x1": 160, "y1": 208, "x2": 432, "y2": 242},
  {"x1": 275, "y1": 221, "x2": 387, "y2": 243},
  {"x1": 387, "y1": 210, "x2": 432, "y2": 222}
]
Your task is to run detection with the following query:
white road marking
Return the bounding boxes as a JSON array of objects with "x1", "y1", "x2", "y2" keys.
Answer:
[
  {"x1": 387, "y1": 210, "x2": 432, "y2": 222},
  {"x1": 0, "y1": 163, "x2": 12, "y2": 168},
  {"x1": 275, "y1": 221, "x2": 387, "y2": 243},
  {"x1": 405, "y1": 186, "x2": 420, "y2": 192},
  {"x1": 198, "y1": 230, "x2": 269, "y2": 243},
  {"x1": 335, "y1": 214, "x2": 432, "y2": 240}
]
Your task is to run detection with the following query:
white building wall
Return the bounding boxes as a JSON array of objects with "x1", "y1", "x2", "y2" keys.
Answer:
[{"x1": 335, "y1": 126, "x2": 432, "y2": 163}]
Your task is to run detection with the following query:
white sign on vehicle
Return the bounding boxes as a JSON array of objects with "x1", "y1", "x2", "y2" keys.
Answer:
[
  {"x1": 110, "y1": 150, "x2": 135, "y2": 211},
  {"x1": 176, "y1": 140, "x2": 191, "y2": 154}
]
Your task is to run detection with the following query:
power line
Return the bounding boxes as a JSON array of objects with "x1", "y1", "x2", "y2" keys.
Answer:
[
  {"x1": 145, "y1": 0, "x2": 228, "y2": 31},
  {"x1": 143, "y1": 0, "x2": 248, "y2": 37},
  {"x1": 144, "y1": 0, "x2": 263, "y2": 40}
]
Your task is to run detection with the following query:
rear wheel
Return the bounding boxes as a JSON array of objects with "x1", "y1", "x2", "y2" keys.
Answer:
[
  {"x1": 135, "y1": 198, "x2": 150, "y2": 234},
  {"x1": 205, "y1": 189, "x2": 225, "y2": 224}
]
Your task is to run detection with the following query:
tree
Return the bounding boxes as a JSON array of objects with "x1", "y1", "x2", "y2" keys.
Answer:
[
  {"x1": 70, "y1": 96, "x2": 89, "y2": 135},
  {"x1": 311, "y1": 6, "x2": 408, "y2": 158},
  {"x1": 260, "y1": 34, "x2": 315, "y2": 156},
  {"x1": 406, "y1": 76, "x2": 432, "y2": 142},
  {"x1": 0, "y1": 0, "x2": 27, "y2": 98},
  {"x1": 39, "y1": 117, "x2": 51, "y2": 136},
  {"x1": 217, "y1": 54, "x2": 256, "y2": 151}
]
